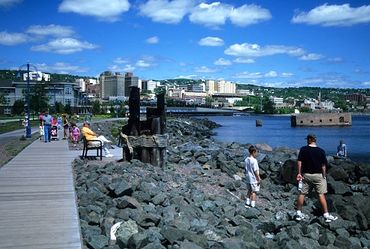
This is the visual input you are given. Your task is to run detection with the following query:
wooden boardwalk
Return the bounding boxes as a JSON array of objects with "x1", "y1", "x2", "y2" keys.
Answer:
[{"x1": 0, "y1": 138, "x2": 82, "y2": 249}]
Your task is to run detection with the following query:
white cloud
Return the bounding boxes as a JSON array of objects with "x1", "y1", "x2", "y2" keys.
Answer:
[
  {"x1": 230, "y1": 4, "x2": 271, "y2": 27},
  {"x1": 0, "y1": 0, "x2": 22, "y2": 7},
  {"x1": 26, "y1": 24, "x2": 75, "y2": 37},
  {"x1": 265, "y1": 70, "x2": 278, "y2": 77},
  {"x1": 139, "y1": 1, "x2": 271, "y2": 28},
  {"x1": 281, "y1": 72, "x2": 294, "y2": 77},
  {"x1": 195, "y1": 66, "x2": 216, "y2": 73},
  {"x1": 146, "y1": 36, "x2": 159, "y2": 44},
  {"x1": 59, "y1": 0, "x2": 130, "y2": 22},
  {"x1": 123, "y1": 64, "x2": 136, "y2": 72},
  {"x1": 176, "y1": 74, "x2": 197, "y2": 79},
  {"x1": 36, "y1": 62, "x2": 88, "y2": 74},
  {"x1": 31, "y1": 38, "x2": 98, "y2": 54},
  {"x1": 136, "y1": 59, "x2": 152, "y2": 68},
  {"x1": 109, "y1": 64, "x2": 136, "y2": 72},
  {"x1": 214, "y1": 58, "x2": 231, "y2": 66},
  {"x1": 189, "y1": 2, "x2": 271, "y2": 27},
  {"x1": 292, "y1": 3, "x2": 370, "y2": 27},
  {"x1": 198, "y1": 36, "x2": 224, "y2": 46},
  {"x1": 362, "y1": 82, "x2": 370, "y2": 86},
  {"x1": 114, "y1": 57, "x2": 128, "y2": 64},
  {"x1": 189, "y1": 2, "x2": 231, "y2": 27},
  {"x1": 299, "y1": 53, "x2": 324, "y2": 61},
  {"x1": 235, "y1": 70, "x2": 291, "y2": 79},
  {"x1": 234, "y1": 58, "x2": 255, "y2": 64},
  {"x1": 0, "y1": 31, "x2": 28, "y2": 45},
  {"x1": 328, "y1": 57, "x2": 343, "y2": 63},
  {"x1": 139, "y1": 0, "x2": 194, "y2": 24},
  {"x1": 235, "y1": 71, "x2": 263, "y2": 79},
  {"x1": 225, "y1": 43, "x2": 305, "y2": 58}
]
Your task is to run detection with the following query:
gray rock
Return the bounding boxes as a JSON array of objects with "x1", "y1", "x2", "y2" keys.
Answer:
[
  {"x1": 141, "y1": 241, "x2": 166, "y2": 249},
  {"x1": 108, "y1": 180, "x2": 133, "y2": 197},
  {"x1": 279, "y1": 159, "x2": 297, "y2": 184},
  {"x1": 116, "y1": 219, "x2": 139, "y2": 248},
  {"x1": 327, "y1": 180, "x2": 350, "y2": 195},
  {"x1": 220, "y1": 238, "x2": 248, "y2": 249},
  {"x1": 127, "y1": 232, "x2": 151, "y2": 249},
  {"x1": 328, "y1": 167, "x2": 348, "y2": 181},
  {"x1": 360, "y1": 176, "x2": 370, "y2": 184},
  {"x1": 86, "y1": 234, "x2": 109, "y2": 249},
  {"x1": 116, "y1": 196, "x2": 141, "y2": 209},
  {"x1": 298, "y1": 237, "x2": 321, "y2": 249},
  {"x1": 178, "y1": 241, "x2": 203, "y2": 249},
  {"x1": 334, "y1": 235, "x2": 360, "y2": 249},
  {"x1": 152, "y1": 192, "x2": 167, "y2": 205},
  {"x1": 319, "y1": 230, "x2": 336, "y2": 246},
  {"x1": 160, "y1": 226, "x2": 185, "y2": 244}
]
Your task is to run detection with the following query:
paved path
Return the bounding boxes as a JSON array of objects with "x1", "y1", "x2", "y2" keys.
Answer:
[{"x1": 0, "y1": 138, "x2": 82, "y2": 249}]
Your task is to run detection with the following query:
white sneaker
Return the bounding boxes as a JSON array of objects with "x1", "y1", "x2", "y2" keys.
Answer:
[
  {"x1": 105, "y1": 154, "x2": 113, "y2": 158},
  {"x1": 324, "y1": 214, "x2": 338, "y2": 223},
  {"x1": 295, "y1": 212, "x2": 306, "y2": 221}
]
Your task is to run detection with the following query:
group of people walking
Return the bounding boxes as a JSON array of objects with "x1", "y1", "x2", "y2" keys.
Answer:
[
  {"x1": 244, "y1": 133, "x2": 338, "y2": 223},
  {"x1": 38, "y1": 111, "x2": 80, "y2": 146}
]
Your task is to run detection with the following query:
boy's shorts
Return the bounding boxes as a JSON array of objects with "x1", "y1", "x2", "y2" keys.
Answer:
[{"x1": 247, "y1": 183, "x2": 260, "y2": 192}]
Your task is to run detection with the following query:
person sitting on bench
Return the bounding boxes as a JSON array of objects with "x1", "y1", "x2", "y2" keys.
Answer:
[{"x1": 81, "y1": 121, "x2": 113, "y2": 158}]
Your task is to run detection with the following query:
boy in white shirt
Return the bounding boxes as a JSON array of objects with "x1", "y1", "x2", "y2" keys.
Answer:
[{"x1": 244, "y1": 146, "x2": 261, "y2": 208}]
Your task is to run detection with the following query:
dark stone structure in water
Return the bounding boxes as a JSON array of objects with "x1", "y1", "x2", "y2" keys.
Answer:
[{"x1": 291, "y1": 113, "x2": 352, "y2": 127}]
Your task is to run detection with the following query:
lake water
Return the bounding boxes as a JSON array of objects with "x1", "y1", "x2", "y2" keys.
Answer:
[{"x1": 204, "y1": 115, "x2": 370, "y2": 164}]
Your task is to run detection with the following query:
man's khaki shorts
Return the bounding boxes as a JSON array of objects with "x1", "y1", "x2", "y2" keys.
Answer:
[
  {"x1": 247, "y1": 183, "x2": 260, "y2": 192},
  {"x1": 301, "y1": 173, "x2": 327, "y2": 194}
]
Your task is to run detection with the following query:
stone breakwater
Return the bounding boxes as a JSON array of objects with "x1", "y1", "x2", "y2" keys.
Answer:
[{"x1": 73, "y1": 118, "x2": 370, "y2": 249}]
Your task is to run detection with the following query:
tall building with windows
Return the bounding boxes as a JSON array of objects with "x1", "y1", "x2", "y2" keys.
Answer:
[
  {"x1": 124, "y1": 72, "x2": 139, "y2": 96},
  {"x1": 205, "y1": 79, "x2": 236, "y2": 94}
]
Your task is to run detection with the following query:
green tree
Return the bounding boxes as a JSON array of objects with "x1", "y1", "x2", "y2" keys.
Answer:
[
  {"x1": 12, "y1": 99, "x2": 25, "y2": 115},
  {"x1": 109, "y1": 105, "x2": 115, "y2": 117},
  {"x1": 0, "y1": 93, "x2": 5, "y2": 105},
  {"x1": 92, "y1": 100, "x2": 101, "y2": 115},
  {"x1": 263, "y1": 99, "x2": 275, "y2": 114},
  {"x1": 29, "y1": 82, "x2": 49, "y2": 113},
  {"x1": 205, "y1": 96, "x2": 214, "y2": 107},
  {"x1": 64, "y1": 103, "x2": 72, "y2": 115},
  {"x1": 54, "y1": 101, "x2": 65, "y2": 113}
]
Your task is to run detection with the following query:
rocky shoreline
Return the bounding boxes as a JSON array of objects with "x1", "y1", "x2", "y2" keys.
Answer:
[{"x1": 73, "y1": 117, "x2": 370, "y2": 249}]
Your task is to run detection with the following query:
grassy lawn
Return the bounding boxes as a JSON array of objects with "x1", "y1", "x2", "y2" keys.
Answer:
[
  {"x1": 0, "y1": 120, "x2": 39, "y2": 134},
  {"x1": 0, "y1": 133, "x2": 38, "y2": 167}
]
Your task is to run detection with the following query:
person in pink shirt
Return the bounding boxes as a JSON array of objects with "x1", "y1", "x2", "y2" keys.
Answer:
[{"x1": 70, "y1": 122, "x2": 80, "y2": 147}]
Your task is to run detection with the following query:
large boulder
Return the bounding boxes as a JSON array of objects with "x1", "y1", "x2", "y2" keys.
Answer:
[{"x1": 279, "y1": 159, "x2": 297, "y2": 184}]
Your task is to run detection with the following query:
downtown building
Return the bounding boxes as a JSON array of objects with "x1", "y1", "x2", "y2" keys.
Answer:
[
  {"x1": 205, "y1": 80, "x2": 236, "y2": 94},
  {"x1": 0, "y1": 80, "x2": 88, "y2": 115},
  {"x1": 99, "y1": 71, "x2": 139, "y2": 100}
]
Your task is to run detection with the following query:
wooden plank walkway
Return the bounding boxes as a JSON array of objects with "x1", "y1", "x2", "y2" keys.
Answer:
[{"x1": 0, "y1": 138, "x2": 82, "y2": 249}]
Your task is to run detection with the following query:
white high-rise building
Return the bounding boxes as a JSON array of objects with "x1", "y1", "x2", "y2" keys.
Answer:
[{"x1": 205, "y1": 79, "x2": 236, "y2": 94}]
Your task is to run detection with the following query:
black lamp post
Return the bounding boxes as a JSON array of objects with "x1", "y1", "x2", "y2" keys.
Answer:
[{"x1": 19, "y1": 63, "x2": 37, "y2": 138}]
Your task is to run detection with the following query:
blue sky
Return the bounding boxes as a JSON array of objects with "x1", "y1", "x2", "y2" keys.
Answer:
[{"x1": 0, "y1": 0, "x2": 369, "y2": 88}]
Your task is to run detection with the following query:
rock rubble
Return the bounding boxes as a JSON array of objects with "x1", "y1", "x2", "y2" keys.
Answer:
[{"x1": 73, "y1": 118, "x2": 370, "y2": 249}]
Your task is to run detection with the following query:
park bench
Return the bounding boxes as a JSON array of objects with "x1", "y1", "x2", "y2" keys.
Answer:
[{"x1": 81, "y1": 136, "x2": 102, "y2": 160}]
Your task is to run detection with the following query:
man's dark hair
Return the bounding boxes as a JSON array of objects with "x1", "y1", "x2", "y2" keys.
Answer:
[{"x1": 249, "y1": 145, "x2": 257, "y2": 154}]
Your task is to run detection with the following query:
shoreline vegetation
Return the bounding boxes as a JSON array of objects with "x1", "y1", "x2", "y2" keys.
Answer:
[{"x1": 73, "y1": 117, "x2": 370, "y2": 249}]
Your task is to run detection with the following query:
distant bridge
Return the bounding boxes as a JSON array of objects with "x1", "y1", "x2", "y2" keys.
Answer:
[{"x1": 140, "y1": 107, "x2": 236, "y2": 115}]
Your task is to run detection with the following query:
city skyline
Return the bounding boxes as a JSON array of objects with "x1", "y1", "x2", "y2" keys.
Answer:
[{"x1": 0, "y1": 0, "x2": 369, "y2": 88}]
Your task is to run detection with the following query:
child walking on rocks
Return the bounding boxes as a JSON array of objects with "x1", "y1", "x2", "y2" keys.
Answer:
[{"x1": 244, "y1": 145, "x2": 261, "y2": 208}]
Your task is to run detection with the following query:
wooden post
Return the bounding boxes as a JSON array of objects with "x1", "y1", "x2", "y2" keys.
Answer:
[{"x1": 127, "y1": 86, "x2": 140, "y2": 136}]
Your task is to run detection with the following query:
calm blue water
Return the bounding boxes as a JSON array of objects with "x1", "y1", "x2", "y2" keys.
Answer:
[{"x1": 204, "y1": 115, "x2": 370, "y2": 164}]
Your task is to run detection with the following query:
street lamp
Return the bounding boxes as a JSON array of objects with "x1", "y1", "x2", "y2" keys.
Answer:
[{"x1": 18, "y1": 63, "x2": 38, "y2": 138}]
